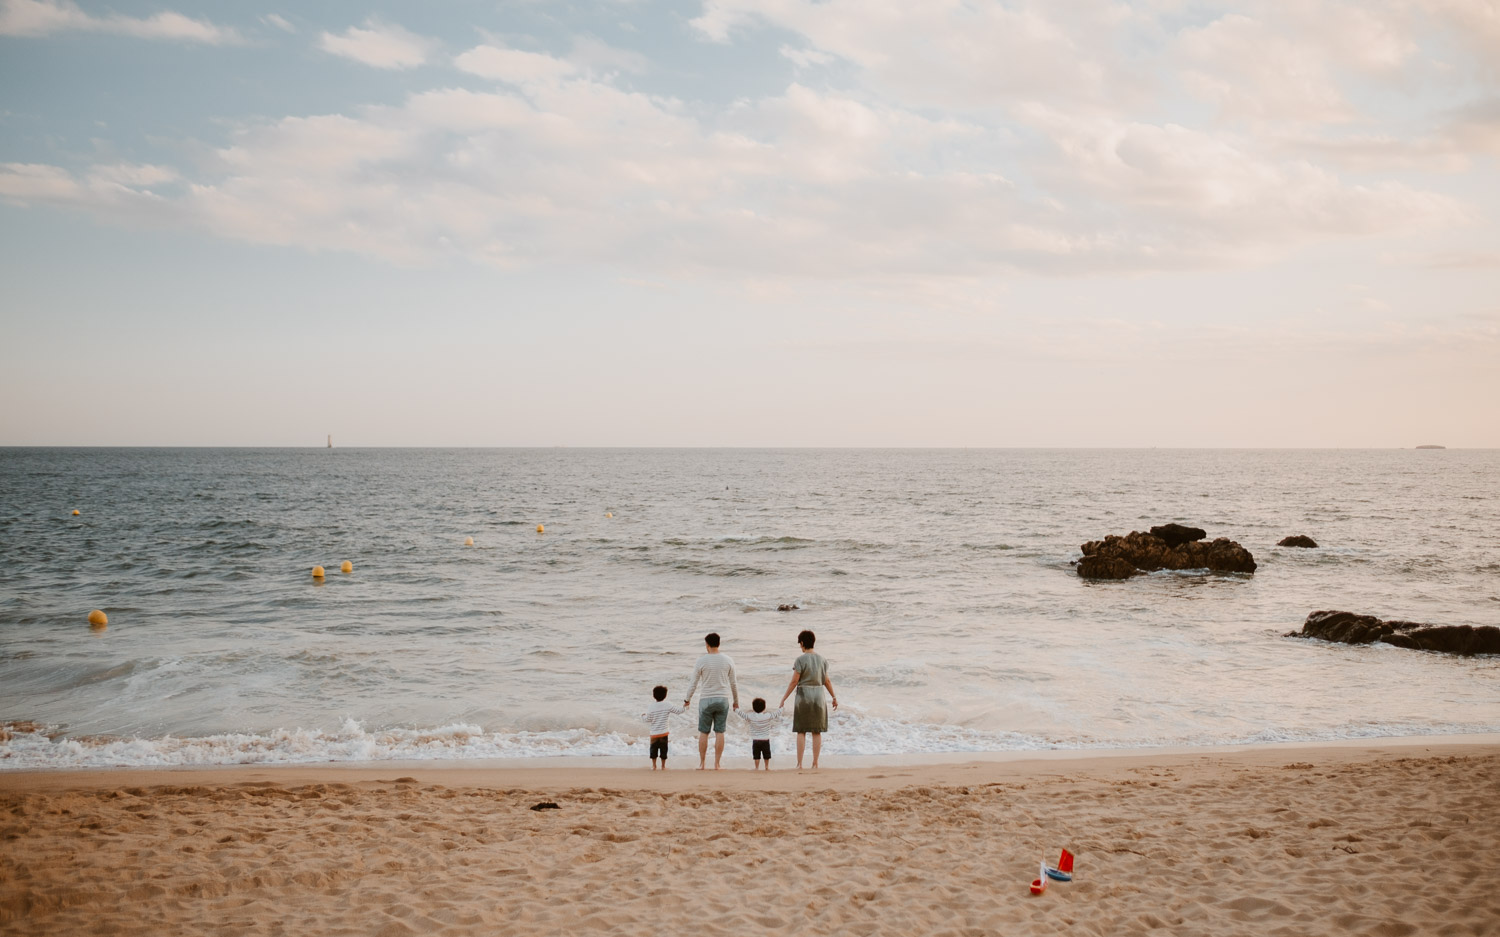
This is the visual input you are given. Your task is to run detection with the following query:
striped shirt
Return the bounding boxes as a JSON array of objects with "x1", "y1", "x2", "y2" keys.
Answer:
[
  {"x1": 642, "y1": 701, "x2": 685, "y2": 736},
  {"x1": 736, "y1": 709, "x2": 780, "y2": 740},
  {"x1": 685, "y1": 652, "x2": 739, "y2": 707}
]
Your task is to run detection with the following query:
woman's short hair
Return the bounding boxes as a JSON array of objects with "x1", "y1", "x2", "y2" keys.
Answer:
[{"x1": 797, "y1": 629, "x2": 816, "y2": 649}]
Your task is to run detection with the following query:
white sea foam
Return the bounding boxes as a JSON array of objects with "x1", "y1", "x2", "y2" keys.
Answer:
[{"x1": 4, "y1": 711, "x2": 1496, "y2": 770}]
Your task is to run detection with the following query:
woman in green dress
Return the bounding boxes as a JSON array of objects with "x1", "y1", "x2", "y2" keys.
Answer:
[{"x1": 778, "y1": 629, "x2": 838, "y2": 770}]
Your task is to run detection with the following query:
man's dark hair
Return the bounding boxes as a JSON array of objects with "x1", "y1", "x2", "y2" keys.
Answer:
[
  {"x1": 653, "y1": 685, "x2": 667, "y2": 701},
  {"x1": 798, "y1": 629, "x2": 816, "y2": 649},
  {"x1": 752, "y1": 697, "x2": 766, "y2": 713},
  {"x1": 705, "y1": 632, "x2": 721, "y2": 648}
]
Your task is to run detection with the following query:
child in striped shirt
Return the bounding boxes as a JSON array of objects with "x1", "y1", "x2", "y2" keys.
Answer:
[
  {"x1": 642, "y1": 685, "x2": 686, "y2": 770},
  {"x1": 736, "y1": 698, "x2": 781, "y2": 770}
]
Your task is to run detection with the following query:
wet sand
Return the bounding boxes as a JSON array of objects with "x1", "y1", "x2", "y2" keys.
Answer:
[{"x1": 3, "y1": 738, "x2": 1498, "y2": 936}]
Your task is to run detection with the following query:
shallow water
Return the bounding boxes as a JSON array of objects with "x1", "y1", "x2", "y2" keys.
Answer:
[{"x1": 1, "y1": 447, "x2": 1496, "y2": 767}]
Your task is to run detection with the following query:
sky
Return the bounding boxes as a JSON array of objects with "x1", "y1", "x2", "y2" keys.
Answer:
[{"x1": 1, "y1": 0, "x2": 1497, "y2": 447}]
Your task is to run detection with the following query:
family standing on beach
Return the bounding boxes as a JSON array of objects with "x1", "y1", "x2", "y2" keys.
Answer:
[{"x1": 642, "y1": 630, "x2": 837, "y2": 771}]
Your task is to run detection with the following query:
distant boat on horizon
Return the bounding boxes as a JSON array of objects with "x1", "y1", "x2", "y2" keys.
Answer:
[
  {"x1": 1415, "y1": 444, "x2": 1445, "y2": 449},
  {"x1": 327, "y1": 434, "x2": 332, "y2": 449}
]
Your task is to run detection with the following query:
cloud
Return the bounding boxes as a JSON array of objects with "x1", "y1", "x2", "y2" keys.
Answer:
[
  {"x1": 1, "y1": 10, "x2": 1486, "y2": 281},
  {"x1": 1418, "y1": 0, "x2": 1500, "y2": 73},
  {"x1": 1175, "y1": 5, "x2": 1420, "y2": 124},
  {"x1": 0, "y1": 161, "x2": 181, "y2": 229},
  {"x1": 692, "y1": 0, "x2": 1146, "y2": 110},
  {"x1": 318, "y1": 18, "x2": 435, "y2": 69},
  {"x1": 454, "y1": 45, "x2": 577, "y2": 84},
  {"x1": 1018, "y1": 105, "x2": 1466, "y2": 247},
  {"x1": 779, "y1": 45, "x2": 833, "y2": 68},
  {"x1": 2, "y1": 57, "x2": 1467, "y2": 280},
  {"x1": 0, "y1": 0, "x2": 240, "y2": 43},
  {"x1": 0, "y1": 162, "x2": 82, "y2": 200},
  {"x1": 261, "y1": 13, "x2": 294, "y2": 34},
  {"x1": 1177, "y1": 14, "x2": 1353, "y2": 123}
]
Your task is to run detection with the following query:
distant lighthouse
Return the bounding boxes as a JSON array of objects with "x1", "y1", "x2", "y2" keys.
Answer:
[{"x1": 327, "y1": 434, "x2": 332, "y2": 449}]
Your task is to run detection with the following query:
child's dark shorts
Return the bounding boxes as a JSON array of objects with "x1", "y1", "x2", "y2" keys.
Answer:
[
  {"x1": 650, "y1": 735, "x2": 669, "y2": 760},
  {"x1": 752, "y1": 739, "x2": 771, "y2": 761}
]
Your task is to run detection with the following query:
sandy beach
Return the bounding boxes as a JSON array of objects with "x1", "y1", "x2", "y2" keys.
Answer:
[{"x1": 3, "y1": 737, "x2": 1498, "y2": 936}]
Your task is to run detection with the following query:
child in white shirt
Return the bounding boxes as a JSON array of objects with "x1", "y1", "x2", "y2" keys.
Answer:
[
  {"x1": 736, "y1": 697, "x2": 781, "y2": 770},
  {"x1": 642, "y1": 685, "x2": 686, "y2": 770}
]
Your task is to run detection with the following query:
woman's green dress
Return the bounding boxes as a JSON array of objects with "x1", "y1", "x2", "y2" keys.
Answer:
[{"x1": 791, "y1": 651, "x2": 829, "y2": 733}]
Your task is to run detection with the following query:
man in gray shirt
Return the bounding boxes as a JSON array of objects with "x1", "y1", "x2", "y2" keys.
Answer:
[{"x1": 683, "y1": 632, "x2": 739, "y2": 770}]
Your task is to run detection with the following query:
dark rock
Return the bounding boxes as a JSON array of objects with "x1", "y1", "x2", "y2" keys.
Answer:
[
  {"x1": 1077, "y1": 530, "x2": 1256, "y2": 579},
  {"x1": 1291, "y1": 610, "x2": 1500, "y2": 657},
  {"x1": 1278, "y1": 535, "x2": 1318, "y2": 548},
  {"x1": 1149, "y1": 524, "x2": 1207, "y2": 548},
  {"x1": 1076, "y1": 555, "x2": 1137, "y2": 580},
  {"x1": 776, "y1": 604, "x2": 800, "y2": 612},
  {"x1": 530, "y1": 801, "x2": 560, "y2": 811}
]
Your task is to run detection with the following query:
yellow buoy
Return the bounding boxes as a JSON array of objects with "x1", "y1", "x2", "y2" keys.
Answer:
[
  {"x1": 87, "y1": 609, "x2": 107, "y2": 628},
  {"x1": 536, "y1": 524, "x2": 545, "y2": 534},
  {"x1": 464, "y1": 536, "x2": 474, "y2": 547},
  {"x1": 340, "y1": 560, "x2": 353, "y2": 573},
  {"x1": 605, "y1": 512, "x2": 613, "y2": 518},
  {"x1": 72, "y1": 509, "x2": 80, "y2": 516},
  {"x1": 312, "y1": 565, "x2": 325, "y2": 578}
]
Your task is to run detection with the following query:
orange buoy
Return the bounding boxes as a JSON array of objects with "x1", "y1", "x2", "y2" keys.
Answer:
[
  {"x1": 87, "y1": 609, "x2": 108, "y2": 628},
  {"x1": 340, "y1": 561, "x2": 353, "y2": 573},
  {"x1": 464, "y1": 536, "x2": 474, "y2": 546},
  {"x1": 536, "y1": 524, "x2": 544, "y2": 534},
  {"x1": 311, "y1": 565, "x2": 325, "y2": 579},
  {"x1": 72, "y1": 509, "x2": 80, "y2": 516}
]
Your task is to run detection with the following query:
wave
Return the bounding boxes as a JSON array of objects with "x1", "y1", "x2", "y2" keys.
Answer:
[{"x1": 5, "y1": 713, "x2": 1497, "y2": 770}]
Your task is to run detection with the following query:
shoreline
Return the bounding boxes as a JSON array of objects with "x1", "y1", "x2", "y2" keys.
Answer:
[{"x1": 5, "y1": 731, "x2": 1497, "y2": 792}]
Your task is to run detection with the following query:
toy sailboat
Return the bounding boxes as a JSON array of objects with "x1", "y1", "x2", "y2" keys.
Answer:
[{"x1": 1045, "y1": 849, "x2": 1075, "y2": 881}]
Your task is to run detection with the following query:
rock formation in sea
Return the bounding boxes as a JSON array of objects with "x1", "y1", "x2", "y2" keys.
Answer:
[
  {"x1": 1289, "y1": 610, "x2": 1500, "y2": 657},
  {"x1": 1076, "y1": 526, "x2": 1257, "y2": 579},
  {"x1": 1149, "y1": 523, "x2": 1206, "y2": 547},
  {"x1": 1277, "y1": 535, "x2": 1318, "y2": 548}
]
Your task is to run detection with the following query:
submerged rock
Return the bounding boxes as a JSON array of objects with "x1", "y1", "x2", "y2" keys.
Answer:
[
  {"x1": 1077, "y1": 528, "x2": 1256, "y2": 579},
  {"x1": 1289, "y1": 610, "x2": 1500, "y2": 657},
  {"x1": 1278, "y1": 535, "x2": 1318, "y2": 548}
]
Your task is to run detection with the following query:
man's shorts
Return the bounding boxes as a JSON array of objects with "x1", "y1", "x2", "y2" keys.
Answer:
[
  {"x1": 752, "y1": 739, "x2": 771, "y2": 761},
  {"x1": 698, "y1": 697, "x2": 730, "y2": 733},
  {"x1": 649, "y1": 735, "x2": 669, "y2": 760}
]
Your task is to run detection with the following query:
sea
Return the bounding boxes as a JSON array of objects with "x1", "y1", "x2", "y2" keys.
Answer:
[{"x1": 1, "y1": 448, "x2": 1496, "y2": 769}]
